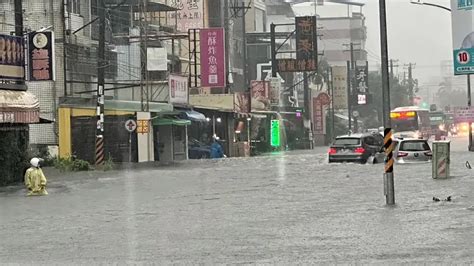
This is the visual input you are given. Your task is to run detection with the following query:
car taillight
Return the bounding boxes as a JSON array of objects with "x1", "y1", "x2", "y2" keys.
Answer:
[
  {"x1": 397, "y1": 152, "x2": 408, "y2": 157},
  {"x1": 424, "y1": 151, "x2": 432, "y2": 156},
  {"x1": 328, "y1": 148, "x2": 337, "y2": 154},
  {"x1": 354, "y1": 147, "x2": 365, "y2": 154}
]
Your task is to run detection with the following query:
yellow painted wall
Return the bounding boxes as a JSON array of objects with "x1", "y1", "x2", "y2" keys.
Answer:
[{"x1": 58, "y1": 108, "x2": 72, "y2": 158}]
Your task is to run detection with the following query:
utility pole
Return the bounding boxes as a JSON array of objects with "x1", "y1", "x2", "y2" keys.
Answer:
[
  {"x1": 343, "y1": 42, "x2": 360, "y2": 133},
  {"x1": 406, "y1": 63, "x2": 415, "y2": 105},
  {"x1": 468, "y1": 75, "x2": 473, "y2": 151},
  {"x1": 14, "y1": 0, "x2": 24, "y2": 86},
  {"x1": 379, "y1": 0, "x2": 394, "y2": 206},
  {"x1": 139, "y1": 0, "x2": 150, "y2": 112},
  {"x1": 95, "y1": 0, "x2": 106, "y2": 166},
  {"x1": 390, "y1": 59, "x2": 399, "y2": 80}
]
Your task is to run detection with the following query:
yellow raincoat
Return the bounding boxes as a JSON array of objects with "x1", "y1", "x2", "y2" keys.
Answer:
[{"x1": 24, "y1": 167, "x2": 48, "y2": 196}]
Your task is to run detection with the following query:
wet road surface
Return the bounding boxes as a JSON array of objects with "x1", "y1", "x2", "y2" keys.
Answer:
[{"x1": 1, "y1": 137, "x2": 473, "y2": 264}]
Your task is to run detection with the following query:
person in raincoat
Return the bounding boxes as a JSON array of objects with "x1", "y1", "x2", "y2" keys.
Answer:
[
  {"x1": 24, "y1": 157, "x2": 48, "y2": 196},
  {"x1": 210, "y1": 138, "x2": 224, "y2": 159}
]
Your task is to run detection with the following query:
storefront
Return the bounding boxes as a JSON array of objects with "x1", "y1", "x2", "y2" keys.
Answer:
[
  {"x1": 152, "y1": 117, "x2": 190, "y2": 162},
  {"x1": 189, "y1": 94, "x2": 236, "y2": 157},
  {"x1": 58, "y1": 97, "x2": 175, "y2": 163},
  {"x1": 0, "y1": 90, "x2": 41, "y2": 185}
]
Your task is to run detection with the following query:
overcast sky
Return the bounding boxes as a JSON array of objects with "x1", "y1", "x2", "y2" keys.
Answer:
[{"x1": 363, "y1": 0, "x2": 453, "y2": 87}]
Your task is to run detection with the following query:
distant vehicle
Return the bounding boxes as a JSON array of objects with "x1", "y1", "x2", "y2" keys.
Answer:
[
  {"x1": 328, "y1": 132, "x2": 384, "y2": 164},
  {"x1": 392, "y1": 138, "x2": 432, "y2": 164},
  {"x1": 429, "y1": 111, "x2": 448, "y2": 138},
  {"x1": 391, "y1": 106, "x2": 431, "y2": 139},
  {"x1": 188, "y1": 138, "x2": 211, "y2": 159}
]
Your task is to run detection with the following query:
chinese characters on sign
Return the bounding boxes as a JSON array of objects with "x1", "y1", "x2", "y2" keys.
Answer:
[
  {"x1": 137, "y1": 120, "x2": 150, "y2": 134},
  {"x1": 276, "y1": 58, "x2": 316, "y2": 73},
  {"x1": 313, "y1": 93, "x2": 330, "y2": 134},
  {"x1": 331, "y1": 66, "x2": 348, "y2": 109},
  {"x1": 0, "y1": 112, "x2": 15, "y2": 123},
  {"x1": 354, "y1": 64, "x2": 368, "y2": 94},
  {"x1": 0, "y1": 34, "x2": 25, "y2": 80},
  {"x1": 169, "y1": 74, "x2": 189, "y2": 105},
  {"x1": 200, "y1": 28, "x2": 226, "y2": 87},
  {"x1": 250, "y1": 80, "x2": 270, "y2": 111},
  {"x1": 354, "y1": 62, "x2": 368, "y2": 105},
  {"x1": 28, "y1": 32, "x2": 55, "y2": 81},
  {"x1": 169, "y1": 0, "x2": 204, "y2": 32}
]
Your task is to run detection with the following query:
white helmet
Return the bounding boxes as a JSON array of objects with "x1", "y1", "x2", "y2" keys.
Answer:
[{"x1": 30, "y1": 157, "x2": 40, "y2": 167}]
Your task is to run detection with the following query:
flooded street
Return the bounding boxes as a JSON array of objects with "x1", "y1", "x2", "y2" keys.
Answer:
[{"x1": 1, "y1": 137, "x2": 474, "y2": 264}]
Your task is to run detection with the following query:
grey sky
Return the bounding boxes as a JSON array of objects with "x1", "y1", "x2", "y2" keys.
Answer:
[{"x1": 363, "y1": 0, "x2": 452, "y2": 86}]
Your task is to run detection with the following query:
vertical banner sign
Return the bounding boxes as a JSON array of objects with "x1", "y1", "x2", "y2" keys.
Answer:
[
  {"x1": 250, "y1": 80, "x2": 270, "y2": 111},
  {"x1": 270, "y1": 119, "x2": 281, "y2": 147},
  {"x1": 354, "y1": 63, "x2": 368, "y2": 105},
  {"x1": 313, "y1": 93, "x2": 330, "y2": 134},
  {"x1": 451, "y1": 0, "x2": 474, "y2": 75},
  {"x1": 269, "y1": 77, "x2": 281, "y2": 106},
  {"x1": 28, "y1": 31, "x2": 55, "y2": 81},
  {"x1": 168, "y1": 0, "x2": 204, "y2": 32},
  {"x1": 331, "y1": 66, "x2": 348, "y2": 109},
  {"x1": 295, "y1": 16, "x2": 317, "y2": 69},
  {"x1": 169, "y1": 74, "x2": 189, "y2": 105},
  {"x1": 0, "y1": 34, "x2": 25, "y2": 80},
  {"x1": 313, "y1": 97, "x2": 323, "y2": 134},
  {"x1": 200, "y1": 28, "x2": 226, "y2": 87}
]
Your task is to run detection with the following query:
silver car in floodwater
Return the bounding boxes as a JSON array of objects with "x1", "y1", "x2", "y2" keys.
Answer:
[{"x1": 393, "y1": 138, "x2": 432, "y2": 164}]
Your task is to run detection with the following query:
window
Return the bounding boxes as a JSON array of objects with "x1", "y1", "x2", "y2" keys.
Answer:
[
  {"x1": 400, "y1": 141, "x2": 430, "y2": 152},
  {"x1": 67, "y1": 0, "x2": 81, "y2": 15},
  {"x1": 334, "y1": 138, "x2": 360, "y2": 145}
]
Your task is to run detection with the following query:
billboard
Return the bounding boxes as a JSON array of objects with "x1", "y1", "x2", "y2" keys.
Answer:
[
  {"x1": 28, "y1": 31, "x2": 55, "y2": 81},
  {"x1": 250, "y1": 80, "x2": 271, "y2": 111},
  {"x1": 169, "y1": 74, "x2": 188, "y2": 105},
  {"x1": 451, "y1": 0, "x2": 474, "y2": 75},
  {"x1": 168, "y1": 0, "x2": 204, "y2": 32},
  {"x1": 0, "y1": 34, "x2": 25, "y2": 80},
  {"x1": 331, "y1": 66, "x2": 348, "y2": 110},
  {"x1": 200, "y1": 28, "x2": 226, "y2": 87}
]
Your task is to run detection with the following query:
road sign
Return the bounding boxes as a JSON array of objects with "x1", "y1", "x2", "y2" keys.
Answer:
[
  {"x1": 451, "y1": 0, "x2": 474, "y2": 75},
  {"x1": 124, "y1": 119, "x2": 137, "y2": 132}
]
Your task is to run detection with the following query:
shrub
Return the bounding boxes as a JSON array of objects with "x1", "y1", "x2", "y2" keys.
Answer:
[{"x1": 53, "y1": 156, "x2": 91, "y2": 172}]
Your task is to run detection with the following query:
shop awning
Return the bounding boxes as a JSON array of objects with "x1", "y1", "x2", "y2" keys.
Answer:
[
  {"x1": 0, "y1": 90, "x2": 40, "y2": 123},
  {"x1": 153, "y1": 118, "x2": 191, "y2": 126},
  {"x1": 182, "y1": 110, "x2": 207, "y2": 122}
]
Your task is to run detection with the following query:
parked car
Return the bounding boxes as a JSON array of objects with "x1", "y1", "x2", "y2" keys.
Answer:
[
  {"x1": 328, "y1": 133, "x2": 384, "y2": 164},
  {"x1": 393, "y1": 138, "x2": 432, "y2": 164},
  {"x1": 188, "y1": 138, "x2": 211, "y2": 159}
]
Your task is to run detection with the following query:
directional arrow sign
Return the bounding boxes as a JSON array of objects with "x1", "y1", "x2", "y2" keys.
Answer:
[{"x1": 125, "y1": 119, "x2": 137, "y2": 132}]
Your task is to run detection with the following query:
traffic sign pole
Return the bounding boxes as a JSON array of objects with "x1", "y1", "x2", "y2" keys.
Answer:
[
  {"x1": 129, "y1": 132, "x2": 132, "y2": 163},
  {"x1": 124, "y1": 119, "x2": 137, "y2": 163},
  {"x1": 384, "y1": 128, "x2": 395, "y2": 205}
]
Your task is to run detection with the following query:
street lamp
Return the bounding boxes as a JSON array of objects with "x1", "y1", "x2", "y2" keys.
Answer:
[
  {"x1": 409, "y1": 0, "x2": 451, "y2": 12},
  {"x1": 410, "y1": 1, "x2": 474, "y2": 151}
]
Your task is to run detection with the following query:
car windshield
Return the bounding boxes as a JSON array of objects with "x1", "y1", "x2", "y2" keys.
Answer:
[
  {"x1": 400, "y1": 141, "x2": 430, "y2": 151},
  {"x1": 333, "y1": 138, "x2": 360, "y2": 146}
]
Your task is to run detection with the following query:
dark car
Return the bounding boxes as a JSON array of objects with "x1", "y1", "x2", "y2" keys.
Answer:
[
  {"x1": 188, "y1": 138, "x2": 211, "y2": 159},
  {"x1": 328, "y1": 133, "x2": 384, "y2": 164}
]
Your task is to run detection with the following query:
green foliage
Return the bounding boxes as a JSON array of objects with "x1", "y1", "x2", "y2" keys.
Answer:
[
  {"x1": 53, "y1": 156, "x2": 91, "y2": 172},
  {"x1": 102, "y1": 154, "x2": 115, "y2": 172},
  {"x1": 0, "y1": 128, "x2": 29, "y2": 186}
]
